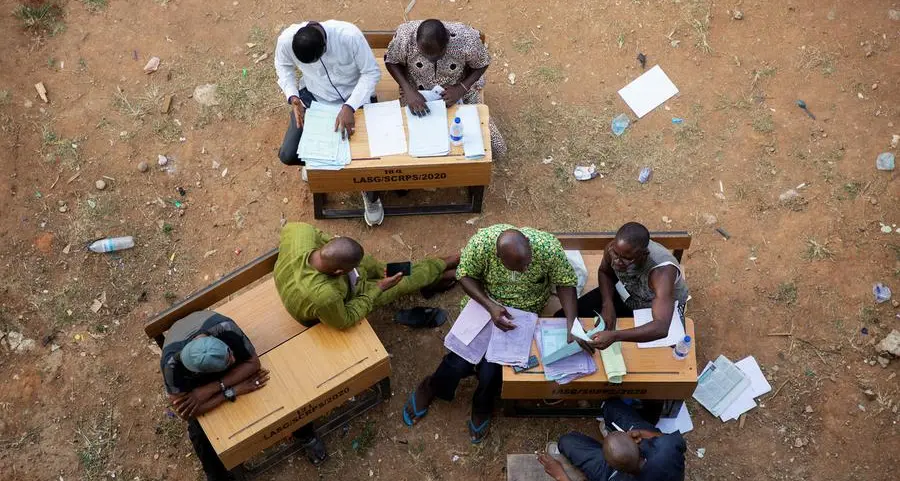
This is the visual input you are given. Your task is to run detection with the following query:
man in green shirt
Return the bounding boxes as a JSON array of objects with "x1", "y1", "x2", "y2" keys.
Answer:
[
  {"x1": 402, "y1": 225, "x2": 581, "y2": 443},
  {"x1": 274, "y1": 222, "x2": 458, "y2": 329}
]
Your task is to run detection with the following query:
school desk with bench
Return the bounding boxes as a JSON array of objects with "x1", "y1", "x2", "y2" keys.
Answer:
[
  {"x1": 306, "y1": 30, "x2": 493, "y2": 219},
  {"x1": 502, "y1": 232, "x2": 698, "y2": 417}
]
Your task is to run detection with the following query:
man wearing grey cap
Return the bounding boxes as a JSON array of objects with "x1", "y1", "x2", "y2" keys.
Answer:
[{"x1": 160, "y1": 311, "x2": 327, "y2": 480}]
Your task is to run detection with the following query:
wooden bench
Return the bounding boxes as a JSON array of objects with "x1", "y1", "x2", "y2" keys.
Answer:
[
  {"x1": 502, "y1": 232, "x2": 696, "y2": 417},
  {"x1": 304, "y1": 30, "x2": 492, "y2": 220},
  {"x1": 144, "y1": 249, "x2": 391, "y2": 472}
]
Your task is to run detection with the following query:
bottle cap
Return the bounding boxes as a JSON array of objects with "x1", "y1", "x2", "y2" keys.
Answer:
[
  {"x1": 683, "y1": 335, "x2": 691, "y2": 342},
  {"x1": 454, "y1": 117, "x2": 461, "y2": 123}
]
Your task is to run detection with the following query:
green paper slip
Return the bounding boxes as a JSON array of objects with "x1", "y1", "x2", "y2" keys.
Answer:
[{"x1": 600, "y1": 342, "x2": 627, "y2": 383}]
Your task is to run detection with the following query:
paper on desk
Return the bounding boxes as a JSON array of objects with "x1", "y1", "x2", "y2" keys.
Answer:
[
  {"x1": 634, "y1": 302, "x2": 685, "y2": 348},
  {"x1": 599, "y1": 342, "x2": 627, "y2": 383},
  {"x1": 570, "y1": 317, "x2": 606, "y2": 342},
  {"x1": 364, "y1": 100, "x2": 407, "y2": 157},
  {"x1": 536, "y1": 319, "x2": 597, "y2": 384},
  {"x1": 656, "y1": 403, "x2": 693, "y2": 434},
  {"x1": 485, "y1": 308, "x2": 538, "y2": 367},
  {"x1": 448, "y1": 299, "x2": 492, "y2": 345},
  {"x1": 406, "y1": 100, "x2": 450, "y2": 157},
  {"x1": 456, "y1": 104, "x2": 485, "y2": 159},
  {"x1": 444, "y1": 321, "x2": 492, "y2": 365},
  {"x1": 693, "y1": 355, "x2": 751, "y2": 417},
  {"x1": 419, "y1": 85, "x2": 444, "y2": 102},
  {"x1": 617, "y1": 65, "x2": 679, "y2": 118},
  {"x1": 719, "y1": 356, "x2": 772, "y2": 421},
  {"x1": 299, "y1": 102, "x2": 351, "y2": 169}
]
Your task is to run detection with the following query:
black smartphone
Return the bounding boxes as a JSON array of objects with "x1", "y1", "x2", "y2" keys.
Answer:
[
  {"x1": 513, "y1": 355, "x2": 540, "y2": 373},
  {"x1": 386, "y1": 261, "x2": 412, "y2": 277}
]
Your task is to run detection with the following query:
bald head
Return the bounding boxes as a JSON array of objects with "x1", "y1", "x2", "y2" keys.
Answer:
[
  {"x1": 318, "y1": 237, "x2": 364, "y2": 275},
  {"x1": 496, "y1": 229, "x2": 532, "y2": 272},
  {"x1": 416, "y1": 19, "x2": 449, "y2": 59},
  {"x1": 603, "y1": 431, "x2": 642, "y2": 474},
  {"x1": 615, "y1": 222, "x2": 650, "y2": 250}
]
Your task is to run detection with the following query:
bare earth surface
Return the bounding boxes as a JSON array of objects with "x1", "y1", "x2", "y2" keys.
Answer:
[{"x1": 1, "y1": 0, "x2": 898, "y2": 480}]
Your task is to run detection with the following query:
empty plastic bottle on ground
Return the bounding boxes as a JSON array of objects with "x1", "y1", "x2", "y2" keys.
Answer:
[
  {"x1": 673, "y1": 335, "x2": 692, "y2": 360},
  {"x1": 450, "y1": 117, "x2": 464, "y2": 146},
  {"x1": 89, "y1": 236, "x2": 135, "y2": 253}
]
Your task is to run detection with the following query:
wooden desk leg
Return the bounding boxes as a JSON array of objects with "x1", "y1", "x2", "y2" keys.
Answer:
[
  {"x1": 469, "y1": 186, "x2": 485, "y2": 214},
  {"x1": 313, "y1": 193, "x2": 327, "y2": 219}
]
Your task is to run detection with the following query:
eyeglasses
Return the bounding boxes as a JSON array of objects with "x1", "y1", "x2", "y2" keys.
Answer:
[{"x1": 607, "y1": 245, "x2": 638, "y2": 266}]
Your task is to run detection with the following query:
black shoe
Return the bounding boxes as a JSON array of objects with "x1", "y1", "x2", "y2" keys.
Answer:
[{"x1": 301, "y1": 435, "x2": 328, "y2": 466}]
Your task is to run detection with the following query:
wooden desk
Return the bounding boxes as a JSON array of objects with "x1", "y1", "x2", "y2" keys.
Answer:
[
  {"x1": 306, "y1": 104, "x2": 493, "y2": 219},
  {"x1": 502, "y1": 318, "x2": 697, "y2": 401}
]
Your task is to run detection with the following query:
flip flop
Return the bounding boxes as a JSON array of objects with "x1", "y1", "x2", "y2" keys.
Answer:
[
  {"x1": 402, "y1": 391, "x2": 429, "y2": 427},
  {"x1": 468, "y1": 418, "x2": 491, "y2": 444},
  {"x1": 394, "y1": 307, "x2": 448, "y2": 328}
]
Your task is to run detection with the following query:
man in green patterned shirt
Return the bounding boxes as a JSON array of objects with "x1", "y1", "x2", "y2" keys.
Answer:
[{"x1": 402, "y1": 224, "x2": 582, "y2": 444}]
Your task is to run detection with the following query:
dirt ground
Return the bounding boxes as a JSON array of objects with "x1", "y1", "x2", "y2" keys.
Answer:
[{"x1": 1, "y1": 0, "x2": 898, "y2": 480}]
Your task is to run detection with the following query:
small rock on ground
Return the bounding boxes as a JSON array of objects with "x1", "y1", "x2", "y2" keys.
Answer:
[
  {"x1": 875, "y1": 329, "x2": 900, "y2": 358},
  {"x1": 193, "y1": 84, "x2": 220, "y2": 107},
  {"x1": 138, "y1": 161, "x2": 149, "y2": 172},
  {"x1": 95, "y1": 179, "x2": 107, "y2": 190}
]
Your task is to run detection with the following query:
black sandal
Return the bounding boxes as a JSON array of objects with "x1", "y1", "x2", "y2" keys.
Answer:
[
  {"x1": 394, "y1": 307, "x2": 448, "y2": 328},
  {"x1": 300, "y1": 435, "x2": 328, "y2": 466}
]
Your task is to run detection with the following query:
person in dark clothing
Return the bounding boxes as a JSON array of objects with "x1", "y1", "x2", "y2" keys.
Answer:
[
  {"x1": 160, "y1": 311, "x2": 326, "y2": 480},
  {"x1": 537, "y1": 399, "x2": 686, "y2": 481}
]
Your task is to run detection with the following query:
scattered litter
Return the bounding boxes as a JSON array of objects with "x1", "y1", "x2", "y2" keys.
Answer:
[
  {"x1": 542, "y1": 156, "x2": 554, "y2": 164},
  {"x1": 35, "y1": 82, "x2": 49, "y2": 103},
  {"x1": 212, "y1": 160, "x2": 221, "y2": 169},
  {"x1": 89, "y1": 236, "x2": 135, "y2": 253},
  {"x1": 873, "y1": 283, "x2": 892, "y2": 303},
  {"x1": 662, "y1": 216, "x2": 672, "y2": 224},
  {"x1": 672, "y1": 117, "x2": 684, "y2": 124},
  {"x1": 451, "y1": 455, "x2": 460, "y2": 462},
  {"x1": 95, "y1": 179, "x2": 107, "y2": 190},
  {"x1": 573, "y1": 164, "x2": 599, "y2": 181},
  {"x1": 246, "y1": 42, "x2": 256, "y2": 49},
  {"x1": 143, "y1": 57, "x2": 161, "y2": 74},
  {"x1": 618, "y1": 65, "x2": 679, "y2": 118},
  {"x1": 715, "y1": 227, "x2": 731, "y2": 240},
  {"x1": 638, "y1": 166, "x2": 653, "y2": 184},
  {"x1": 795, "y1": 100, "x2": 815, "y2": 120},
  {"x1": 611, "y1": 113, "x2": 630, "y2": 136},
  {"x1": 636, "y1": 52, "x2": 647, "y2": 69},
  {"x1": 696, "y1": 448, "x2": 706, "y2": 458},
  {"x1": 507, "y1": 73, "x2": 516, "y2": 85},
  {"x1": 732, "y1": 10, "x2": 744, "y2": 20},
  {"x1": 158, "y1": 154, "x2": 168, "y2": 166},
  {"x1": 204, "y1": 249, "x2": 218, "y2": 258},
  {"x1": 282, "y1": 197, "x2": 289, "y2": 204},
  {"x1": 880, "y1": 223, "x2": 894, "y2": 234},
  {"x1": 90, "y1": 298, "x2": 103, "y2": 314},
  {"x1": 861, "y1": 327, "x2": 869, "y2": 336},
  {"x1": 177, "y1": 187, "x2": 186, "y2": 196},
  {"x1": 253, "y1": 53, "x2": 269, "y2": 64},
  {"x1": 891, "y1": 134, "x2": 899, "y2": 149},
  {"x1": 804, "y1": 405, "x2": 813, "y2": 413},
  {"x1": 234, "y1": 248, "x2": 242, "y2": 255},
  {"x1": 701, "y1": 213, "x2": 717, "y2": 225},
  {"x1": 465, "y1": 216, "x2": 481, "y2": 225},
  {"x1": 404, "y1": 0, "x2": 417, "y2": 16},
  {"x1": 779, "y1": 189, "x2": 800, "y2": 202},
  {"x1": 221, "y1": 168, "x2": 228, "y2": 177},
  {"x1": 875, "y1": 152, "x2": 894, "y2": 171},
  {"x1": 62, "y1": 244, "x2": 71, "y2": 254}
]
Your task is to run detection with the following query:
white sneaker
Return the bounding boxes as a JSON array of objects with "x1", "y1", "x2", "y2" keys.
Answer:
[
  {"x1": 301, "y1": 166, "x2": 308, "y2": 182},
  {"x1": 362, "y1": 193, "x2": 384, "y2": 226}
]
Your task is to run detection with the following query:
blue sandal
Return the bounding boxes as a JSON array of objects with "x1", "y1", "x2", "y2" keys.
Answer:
[
  {"x1": 468, "y1": 418, "x2": 490, "y2": 444},
  {"x1": 402, "y1": 391, "x2": 428, "y2": 427}
]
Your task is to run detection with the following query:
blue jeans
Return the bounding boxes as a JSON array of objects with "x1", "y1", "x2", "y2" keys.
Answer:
[{"x1": 558, "y1": 400, "x2": 659, "y2": 481}]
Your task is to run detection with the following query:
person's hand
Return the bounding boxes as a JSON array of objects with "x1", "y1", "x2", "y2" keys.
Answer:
[
  {"x1": 235, "y1": 369, "x2": 270, "y2": 396},
  {"x1": 377, "y1": 272, "x2": 403, "y2": 291},
  {"x1": 489, "y1": 305, "x2": 516, "y2": 331},
  {"x1": 290, "y1": 97, "x2": 306, "y2": 129},
  {"x1": 569, "y1": 330, "x2": 594, "y2": 354},
  {"x1": 334, "y1": 104, "x2": 356, "y2": 140},
  {"x1": 537, "y1": 453, "x2": 569, "y2": 481},
  {"x1": 171, "y1": 391, "x2": 204, "y2": 419},
  {"x1": 589, "y1": 330, "x2": 618, "y2": 351},
  {"x1": 404, "y1": 90, "x2": 429, "y2": 117},
  {"x1": 440, "y1": 83, "x2": 467, "y2": 106}
]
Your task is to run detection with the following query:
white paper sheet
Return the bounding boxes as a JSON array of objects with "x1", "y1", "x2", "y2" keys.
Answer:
[
  {"x1": 299, "y1": 102, "x2": 352, "y2": 169},
  {"x1": 657, "y1": 403, "x2": 693, "y2": 434},
  {"x1": 448, "y1": 299, "x2": 493, "y2": 345},
  {"x1": 617, "y1": 65, "x2": 679, "y2": 118},
  {"x1": 456, "y1": 104, "x2": 485, "y2": 159},
  {"x1": 719, "y1": 356, "x2": 772, "y2": 421},
  {"x1": 444, "y1": 321, "x2": 492, "y2": 365},
  {"x1": 634, "y1": 302, "x2": 686, "y2": 348},
  {"x1": 693, "y1": 355, "x2": 751, "y2": 417},
  {"x1": 364, "y1": 100, "x2": 407, "y2": 157},
  {"x1": 485, "y1": 308, "x2": 538, "y2": 367},
  {"x1": 406, "y1": 100, "x2": 450, "y2": 157}
]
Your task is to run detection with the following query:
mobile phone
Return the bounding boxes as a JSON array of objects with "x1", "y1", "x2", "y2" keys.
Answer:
[
  {"x1": 386, "y1": 261, "x2": 412, "y2": 277},
  {"x1": 513, "y1": 355, "x2": 539, "y2": 373}
]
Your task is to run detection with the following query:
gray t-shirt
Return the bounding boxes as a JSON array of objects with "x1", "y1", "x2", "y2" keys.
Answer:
[{"x1": 615, "y1": 240, "x2": 689, "y2": 310}]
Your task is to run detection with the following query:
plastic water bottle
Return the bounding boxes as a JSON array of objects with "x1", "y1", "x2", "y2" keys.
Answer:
[
  {"x1": 450, "y1": 117, "x2": 463, "y2": 146},
  {"x1": 876, "y1": 152, "x2": 895, "y2": 171},
  {"x1": 89, "y1": 236, "x2": 135, "y2": 253},
  {"x1": 673, "y1": 335, "x2": 692, "y2": 360},
  {"x1": 638, "y1": 166, "x2": 653, "y2": 184},
  {"x1": 873, "y1": 283, "x2": 892, "y2": 303},
  {"x1": 611, "y1": 113, "x2": 630, "y2": 136}
]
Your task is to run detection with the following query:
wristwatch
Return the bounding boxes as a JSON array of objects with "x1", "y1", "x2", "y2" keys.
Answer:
[{"x1": 223, "y1": 387, "x2": 237, "y2": 403}]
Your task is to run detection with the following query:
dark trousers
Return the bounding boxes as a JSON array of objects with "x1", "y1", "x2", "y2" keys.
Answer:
[
  {"x1": 279, "y1": 90, "x2": 381, "y2": 203},
  {"x1": 558, "y1": 399, "x2": 659, "y2": 481},
  {"x1": 429, "y1": 352, "x2": 502, "y2": 419},
  {"x1": 554, "y1": 286, "x2": 634, "y2": 319},
  {"x1": 188, "y1": 418, "x2": 315, "y2": 480}
]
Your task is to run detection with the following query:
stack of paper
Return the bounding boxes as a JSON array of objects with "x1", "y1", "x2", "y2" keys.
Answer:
[
  {"x1": 298, "y1": 102, "x2": 351, "y2": 170},
  {"x1": 570, "y1": 318, "x2": 627, "y2": 383},
  {"x1": 656, "y1": 403, "x2": 693, "y2": 434},
  {"x1": 634, "y1": 302, "x2": 685, "y2": 348},
  {"x1": 692, "y1": 354, "x2": 771, "y2": 419},
  {"x1": 485, "y1": 310, "x2": 538, "y2": 368},
  {"x1": 535, "y1": 318, "x2": 597, "y2": 384},
  {"x1": 406, "y1": 100, "x2": 450, "y2": 157},
  {"x1": 443, "y1": 300, "x2": 538, "y2": 367},
  {"x1": 364, "y1": 100, "x2": 407, "y2": 157},
  {"x1": 455, "y1": 105, "x2": 485, "y2": 159}
]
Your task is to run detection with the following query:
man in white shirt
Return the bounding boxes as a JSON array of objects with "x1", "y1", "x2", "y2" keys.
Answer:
[{"x1": 275, "y1": 20, "x2": 386, "y2": 226}]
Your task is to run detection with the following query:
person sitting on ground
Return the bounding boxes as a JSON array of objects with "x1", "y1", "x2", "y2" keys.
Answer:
[
  {"x1": 537, "y1": 399, "x2": 686, "y2": 481},
  {"x1": 384, "y1": 18, "x2": 507, "y2": 156},
  {"x1": 274, "y1": 20, "x2": 386, "y2": 226},
  {"x1": 161, "y1": 311, "x2": 326, "y2": 480},
  {"x1": 274, "y1": 222, "x2": 459, "y2": 330},
  {"x1": 558, "y1": 222, "x2": 689, "y2": 351},
  {"x1": 403, "y1": 224, "x2": 580, "y2": 443}
]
